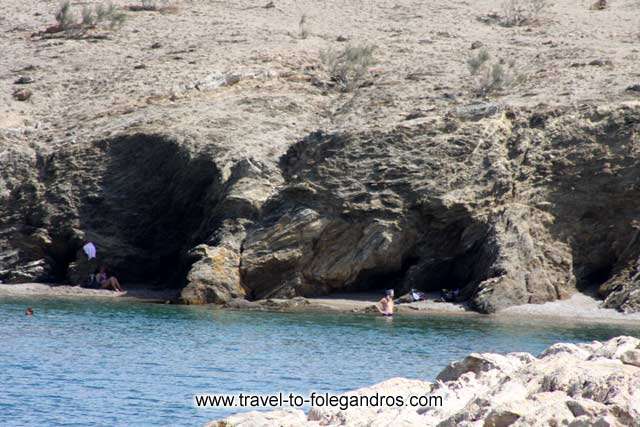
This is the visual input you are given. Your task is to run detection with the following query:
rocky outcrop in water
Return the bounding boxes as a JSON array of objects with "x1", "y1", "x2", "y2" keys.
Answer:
[
  {"x1": 2, "y1": 105, "x2": 640, "y2": 313},
  {"x1": 209, "y1": 336, "x2": 640, "y2": 426}
]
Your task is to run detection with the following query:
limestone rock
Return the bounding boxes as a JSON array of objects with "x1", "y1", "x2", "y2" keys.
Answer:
[
  {"x1": 210, "y1": 336, "x2": 640, "y2": 426},
  {"x1": 620, "y1": 350, "x2": 640, "y2": 367},
  {"x1": 205, "y1": 410, "x2": 307, "y2": 427},
  {"x1": 436, "y1": 352, "x2": 524, "y2": 382}
]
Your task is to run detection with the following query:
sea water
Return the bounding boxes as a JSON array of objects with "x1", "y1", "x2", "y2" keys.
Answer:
[{"x1": 1, "y1": 296, "x2": 639, "y2": 426}]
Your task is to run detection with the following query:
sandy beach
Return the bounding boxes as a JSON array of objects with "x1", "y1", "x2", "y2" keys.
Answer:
[
  {"x1": 0, "y1": 282, "x2": 179, "y2": 302},
  {"x1": 5, "y1": 283, "x2": 639, "y2": 325}
]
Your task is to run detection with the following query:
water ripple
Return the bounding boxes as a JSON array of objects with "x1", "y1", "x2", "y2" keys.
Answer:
[{"x1": 1, "y1": 296, "x2": 639, "y2": 425}]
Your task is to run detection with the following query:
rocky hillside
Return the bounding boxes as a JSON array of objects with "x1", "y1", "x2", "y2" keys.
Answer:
[
  {"x1": 211, "y1": 336, "x2": 640, "y2": 426},
  {"x1": 2, "y1": 0, "x2": 640, "y2": 312}
]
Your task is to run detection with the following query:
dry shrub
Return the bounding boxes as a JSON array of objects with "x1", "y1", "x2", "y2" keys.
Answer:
[
  {"x1": 500, "y1": 0, "x2": 548, "y2": 26},
  {"x1": 467, "y1": 48, "x2": 490, "y2": 75},
  {"x1": 299, "y1": 14, "x2": 309, "y2": 39},
  {"x1": 320, "y1": 44, "x2": 376, "y2": 92},
  {"x1": 53, "y1": 0, "x2": 126, "y2": 34},
  {"x1": 467, "y1": 49, "x2": 524, "y2": 96}
]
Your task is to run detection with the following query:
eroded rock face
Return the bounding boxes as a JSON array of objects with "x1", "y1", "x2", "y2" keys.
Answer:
[
  {"x1": 240, "y1": 208, "x2": 413, "y2": 299},
  {"x1": 209, "y1": 336, "x2": 640, "y2": 427},
  {"x1": 181, "y1": 244, "x2": 244, "y2": 304},
  {"x1": 237, "y1": 106, "x2": 640, "y2": 312},
  {"x1": 2, "y1": 106, "x2": 640, "y2": 312}
]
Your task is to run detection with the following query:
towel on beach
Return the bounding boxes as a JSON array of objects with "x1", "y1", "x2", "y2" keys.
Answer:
[{"x1": 83, "y1": 242, "x2": 96, "y2": 260}]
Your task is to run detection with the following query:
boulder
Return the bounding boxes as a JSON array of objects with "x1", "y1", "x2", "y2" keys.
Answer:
[
  {"x1": 205, "y1": 410, "x2": 307, "y2": 427},
  {"x1": 181, "y1": 244, "x2": 245, "y2": 304},
  {"x1": 211, "y1": 336, "x2": 640, "y2": 426},
  {"x1": 619, "y1": 350, "x2": 640, "y2": 368}
]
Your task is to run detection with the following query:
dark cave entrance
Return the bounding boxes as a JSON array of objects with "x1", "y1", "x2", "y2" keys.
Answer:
[
  {"x1": 67, "y1": 135, "x2": 223, "y2": 287},
  {"x1": 576, "y1": 263, "x2": 615, "y2": 294},
  {"x1": 45, "y1": 231, "x2": 82, "y2": 283},
  {"x1": 326, "y1": 209, "x2": 494, "y2": 301},
  {"x1": 342, "y1": 255, "x2": 421, "y2": 296}
]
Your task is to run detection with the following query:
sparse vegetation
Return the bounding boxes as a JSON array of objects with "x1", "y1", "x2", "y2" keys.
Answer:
[
  {"x1": 466, "y1": 48, "x2": 490, "y2": 75},
  {"x1": 51, "y1": 1, "x2": 126, "y2": 35},
  {"x1": 320, "y1": 44, "x2": 376, "y2": 92},
  {"x1": 55, "y1": 1, "x2": 75, "y2": 30},
  {"x1": 299, "y1": 14, "x2": 309, "y2": 39},
  {"x1": 467, "y1": 49, "x2": 524, "y2": 96},
  {"x1": 500, "y1": 0, "x2": 548, "y2": 26}
]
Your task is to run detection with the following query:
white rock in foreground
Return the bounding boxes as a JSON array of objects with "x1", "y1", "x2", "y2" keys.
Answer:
[{"x1": 208, "y1": 336, "x2": 640, "y2": 426}]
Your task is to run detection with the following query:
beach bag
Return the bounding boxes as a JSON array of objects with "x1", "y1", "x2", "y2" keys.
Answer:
[{"x1": 84, "y1": 274, "x2": 101, "y2": 289}]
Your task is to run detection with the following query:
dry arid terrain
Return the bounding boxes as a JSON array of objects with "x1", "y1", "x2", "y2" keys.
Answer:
[
  {"x1": 2, "y1": 0, "x2": 640, "y2": 142},
  {"x1": 2, "y1": 0, "x2": 640, "y2": 313}
]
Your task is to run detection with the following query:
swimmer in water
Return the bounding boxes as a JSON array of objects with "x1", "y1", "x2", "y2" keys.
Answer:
[
  {"x1": 25, "y1": 307, "x2": 34, "y2": 316},
  {"x1": 376, "y1": 289, "x2": 395, "y2": 317}
]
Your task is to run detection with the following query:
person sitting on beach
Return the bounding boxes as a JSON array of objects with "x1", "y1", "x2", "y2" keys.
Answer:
[
  {"x1": 97, "y1": 265, "x2": 124, "y2": 292},
  {"x1": 377, "y1": 289, "x2": 395, "y2": 317}
]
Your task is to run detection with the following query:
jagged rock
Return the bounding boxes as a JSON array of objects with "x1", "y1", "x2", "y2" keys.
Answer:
[
  {"x1": 181, "y1": 243, "x2": 245, "y2": 304},
  {"x1": 241, "y1": 208, "x2": 413, "y2": 299},
  {"x1": 14, "y1": 76, "x2": 34, "y2": 84},
  {"x1": 588, "y1": 336, "x2": 640, "y2": 359},
  {"x1": 539, "y1": 343, "x2": 591, "y2": 360},
  {"x1": 454, "y1": 102, "x2": 500, "y2": 121},
  {"x1": 206, "y1": 410, "x2": 306, "y2": 427},
  {"x1": 308, "y1": 378, "x2": 432, "y2": 426},
  {"x1": 210, "y1": 336, "x2": 640, "y2": 426},
  {"x1": 193, "y1": 72, "x2": 242, "y2": 92},
  {"x1": 620, "y1": 350, "x2": 640, "y2": 367},
  {"x1": 2, "y1": 106, "x2": 640, "y2": 312},
  {"x1": 436, "y1": 352, "x2": 524, "y2": 382}
]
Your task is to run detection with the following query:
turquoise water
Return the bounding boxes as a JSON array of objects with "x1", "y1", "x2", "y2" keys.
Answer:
[{"x1": 1, "y1": 296, "x2": 639, "y2": 426}]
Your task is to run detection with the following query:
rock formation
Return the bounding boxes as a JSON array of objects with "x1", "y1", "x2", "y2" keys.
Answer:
[
  {"x1": 209, "y1": 336, "x2": 640, "y2": 426},
  {"x1": 2, "y1": 0, "x2": 640, "y2": 313},
  {"x1": 2, "y1": 106, "x2": 640, "y2": 313}
]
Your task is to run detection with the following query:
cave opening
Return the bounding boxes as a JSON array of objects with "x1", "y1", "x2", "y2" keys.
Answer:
[
  {"x1": 574, "y1": 262, "x2": 616, "y2": 295},
  {"x1": 45, "y1": 231, "x2": 82, "y2": 283},
  {"x1": 70, "y1": 135, "x2": 222, "y2": 288},
  {"x1": 322, "y1": 214, "x2": 492, "y2": 301},
  {"x1": 343, "y1": 255, "x2": 421, "y2": 296}
]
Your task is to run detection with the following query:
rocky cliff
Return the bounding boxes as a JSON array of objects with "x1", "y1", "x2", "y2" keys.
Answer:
[
  {"x1": 210, "y1": 336, "x2": 640, "y2": 426},
  {"x1": 2, "y1": 105, "x2": 639, "y2": 314},
  {"x1": 2, "y1": 0, "x2": 640, "y2": 313}
]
